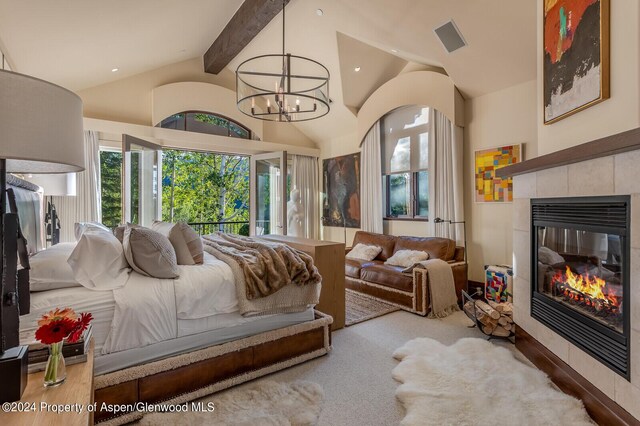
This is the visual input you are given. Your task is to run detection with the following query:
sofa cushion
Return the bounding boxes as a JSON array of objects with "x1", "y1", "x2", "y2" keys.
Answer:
[
  {"x1": 394, "y1": 236, "x2": 456, "y2": 261},
  {"x1": 345, "y1": 258, "x2": 374, "y2": 279},
  {"x1": 352, "y1": 231, "x2": 396, "y2": 261},
  {"x1": 360, "y1": 262, "x2": 413, "y2": 292}
]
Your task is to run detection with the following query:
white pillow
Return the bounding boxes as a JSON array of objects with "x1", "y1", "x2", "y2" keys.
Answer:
[
  {"x1": 75, "y1": 222, "x2": 111, "y2": 241},
  {"x1": 29, "y1": 243, "x2": 81, "y2": 292},
  {"x1": 538, "y1": 246, "x2": 565, "y2": 265},
  {"x1": 67, "y1": 229, "x2": 131, "y2": 290},
  {"x1": 346, "y1": 243, "x2": 382, "y2": 261},
  {"x1": 385, "y1": 249, "x2": 430, "y2": 268}
]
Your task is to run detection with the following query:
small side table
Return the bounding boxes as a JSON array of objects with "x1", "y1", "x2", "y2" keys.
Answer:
[{"x1": 0, "y1": 338, "x2": 95, "y2": 426}]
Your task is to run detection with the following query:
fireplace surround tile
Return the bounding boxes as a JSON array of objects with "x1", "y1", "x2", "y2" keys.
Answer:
[
  {"x1": 631, "y1": 328, "x2": 640, "y2": 387},
  {"x1": 568, "y1": 344, "x2": 616, "y2": 399},
  {"x1": 632, "y1": 248, "x2": 640, "y2": 328},
  {"x1": 632, "y1": 195, "x2": 640, "y2": 249},
  {"x1": 567, "y1": 157, "x2": 615, "y2": 196},
  {"x1": 537, "y1": 326, "x2": 570, "y2": 363},
  {"x1": 513, "y1": 230, "x2": 530, "y2": 280},
  {"x1": 614, "y1": 375, "x2": 640, "y2": 420},
  {"x1": 615, "y1": 150, "x2": 640, "y2": 195},
  {"x1": 513, "y1": 173, "x2": 536, "y2": 199},
  {"x1": 513, "y1": 198, "x2": 530, "y2": 232},
  {"x1": 536, "y1": 166, "x2": 568, "y2": 197}
]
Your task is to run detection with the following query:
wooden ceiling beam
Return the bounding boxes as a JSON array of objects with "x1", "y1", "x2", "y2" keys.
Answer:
[{"x1": 204, "y1": 0, "x2": 290, "y2": 75}]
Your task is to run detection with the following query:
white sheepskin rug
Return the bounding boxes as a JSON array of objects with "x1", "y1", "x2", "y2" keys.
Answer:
[
  {"x1": 140, "y1": 380, "x2": 324, "y2": 426},
  {"x1": 392, "y1": 338, "x2": 594, "y2": 426}
]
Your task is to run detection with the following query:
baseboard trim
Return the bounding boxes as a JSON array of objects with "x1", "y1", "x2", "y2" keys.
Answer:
[{"x1": 515, "y1": 327, "x2": 639, "y2": 426}]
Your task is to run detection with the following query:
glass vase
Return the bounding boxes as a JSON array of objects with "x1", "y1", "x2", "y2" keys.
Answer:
[{"x1": 44, "y1": 341, "x2": 66, "y2": 387}]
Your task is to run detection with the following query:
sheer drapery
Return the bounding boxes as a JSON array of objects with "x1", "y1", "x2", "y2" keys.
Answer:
[
  {"x1": 360, "y1": 123, "x2": 383, "y2": 234},
  {"x1": 428, "y1": 109, "x2": 464, "y2": 245},
  {"x1": 52, "y1": 130, "x2": 102, "y2": 242},
  {"x1": 292, "y1": 155, "x2": 319, "y2": 239}
]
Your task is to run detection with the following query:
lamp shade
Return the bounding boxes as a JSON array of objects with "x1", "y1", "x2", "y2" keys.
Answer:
[
  {"x1": 0, "y1": 70, "x2": 85, "y2": 173},
  {"x1": 24, "y1": 173, "x2": 77, "y2": 196}
]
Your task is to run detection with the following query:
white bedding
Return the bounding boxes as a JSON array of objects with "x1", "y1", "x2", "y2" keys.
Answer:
[{"x1": 21, "y1": 250, "x2": 315, "y2": 359}]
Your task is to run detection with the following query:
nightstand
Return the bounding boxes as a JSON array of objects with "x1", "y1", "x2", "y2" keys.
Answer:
[{"x1": 0, "y1": 338, "x2": 95, "y2": 426}]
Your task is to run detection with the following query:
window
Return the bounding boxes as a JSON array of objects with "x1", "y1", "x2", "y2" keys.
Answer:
[
  {"x1": 158, "y1": 111, "x2": 252, "y2": 139},
  {"x1": 381, "y1": 106, "x2": 429, "y2": 219},
  {"x1": 99, "y1": 150, "x2": 123, "y2": 228}
]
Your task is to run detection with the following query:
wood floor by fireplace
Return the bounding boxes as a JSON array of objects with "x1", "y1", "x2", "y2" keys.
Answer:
[{"x1": 531, "y1": 196, "x2": 630, "y2": 379}]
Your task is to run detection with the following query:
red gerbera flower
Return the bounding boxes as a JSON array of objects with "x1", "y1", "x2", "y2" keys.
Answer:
[
  {"x1": 67, "y1": 312, "x2": 93, "y2": 343},
  {"x1": 35, "y1": 318, "x2": 76, "y2": 345}
]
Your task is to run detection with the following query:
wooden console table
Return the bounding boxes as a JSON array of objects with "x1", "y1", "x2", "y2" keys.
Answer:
[
  {"x1": 0, "y1": 339, "x2": 95, "y2": 426},
  {"x1": 258, "y1": 235, "x2": 346, "y2": 330}
]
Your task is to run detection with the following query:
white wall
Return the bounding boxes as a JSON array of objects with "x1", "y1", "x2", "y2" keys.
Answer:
[
  {"x1": 464, "y1": 80, "x2": 538, "y2": 282},
  {"x1": 78, "y1": 57, "x2": 317, "y2": 149},
  {"x1": 536, "y1": 0, "x2": 640, "y2": 155}
]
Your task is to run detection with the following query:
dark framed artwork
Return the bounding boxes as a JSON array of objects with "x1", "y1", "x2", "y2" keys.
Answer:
[
  {"x1": 322, "y1": 153, "x2": 361, "y2": 228},
  {"x1": 543, "y1": 0, "x2": 609, "y2": 124}
]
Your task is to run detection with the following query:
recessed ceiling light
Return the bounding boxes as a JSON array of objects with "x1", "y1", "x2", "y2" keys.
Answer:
[
  {"x1": 354, "y1": 66, "x2": 361, "y2": 72},
  {"x1": 111, "y1": 68, "x2": 119, "y2": 72},
  {"x1": 316, "y1": 9, "x2": 323, "y2": 16},
  {"x1": 391, "y1": 49, "x2": 398, "y2": 53}
]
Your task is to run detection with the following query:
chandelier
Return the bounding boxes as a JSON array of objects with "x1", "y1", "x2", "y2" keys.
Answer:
[{"x1": 236, "y1": 0, "x2": 330, "y2": 122}]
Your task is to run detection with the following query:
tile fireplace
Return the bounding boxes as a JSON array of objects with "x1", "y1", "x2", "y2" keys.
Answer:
[{"x1": 532, "y1": 196, "x2": 630, "y2": 378}]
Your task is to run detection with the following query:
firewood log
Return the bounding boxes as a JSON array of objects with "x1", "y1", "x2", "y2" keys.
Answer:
[
  {"x1": 482, "y1": 323, "x2": 497, "y2": 335},
  {"x1": 492, "y1": 325, "x2": 511, "y2": 337},
  {"x1": 488, "y1": 300, "x2": 504, "y2": 312},
  {"x1": 501, "y1": 302, "x2": 513, "y2": 313},
  {"x1": 498, "y1": 317, "x2": 510, "y2": 327},
  {"x1": 476, "y1": 312, "x2": 498, "y2": 328},
  {"x1": 475, "y1": 300, "x2": 501, "y2": 320}
]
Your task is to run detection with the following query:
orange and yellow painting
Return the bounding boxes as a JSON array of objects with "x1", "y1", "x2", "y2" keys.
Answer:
[
  {"x1": 474, "y1": 145, "x2": 521, "y2": 203},
  {"x1": 543, "y1": 0, "x2": 609, "y2": 123}
]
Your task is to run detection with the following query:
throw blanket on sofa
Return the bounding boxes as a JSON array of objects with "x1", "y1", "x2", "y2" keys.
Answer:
[
  {"x1": 418, "y1": 259, "x2": 460, "y2": 318},
  {"x1": 202, "y1": 233, "x2": 322, "y2": 316}
]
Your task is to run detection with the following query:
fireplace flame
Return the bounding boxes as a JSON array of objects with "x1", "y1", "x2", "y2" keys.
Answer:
[{"x1": 552, "y1": 266, "x2": 619, "y2": 308}]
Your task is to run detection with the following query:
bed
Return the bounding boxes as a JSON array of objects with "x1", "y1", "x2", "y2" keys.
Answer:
[{"x1": 13, "y1": 177, "x2": 332, "y2": 424}]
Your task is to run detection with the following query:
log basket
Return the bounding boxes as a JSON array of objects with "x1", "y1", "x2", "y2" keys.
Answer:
[{"x1": 462, "y1": 289, "x2": 515, "y2": 343}]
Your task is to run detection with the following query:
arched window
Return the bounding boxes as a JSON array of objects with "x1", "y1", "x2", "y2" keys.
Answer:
[
  {"x1": 381, "y1": 105, "x2": 429, "y2": 219},
  {"x1": 158, "y1": 111, "x2": 253, "y2": 139}
]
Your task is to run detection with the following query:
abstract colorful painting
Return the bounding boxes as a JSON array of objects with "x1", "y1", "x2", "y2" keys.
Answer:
[
  {"x1": 322, "y1": 153, "x2": 361, "y2": 228},
  {"x1": 474, "y1": 145, "x2": 521, "y2": 203},
  {"x1": 543, "y1": 0, "x2": 609, "y2": 124},
  {"x1": 484, "y1": 265, "x2": 513, "y2": 303}
]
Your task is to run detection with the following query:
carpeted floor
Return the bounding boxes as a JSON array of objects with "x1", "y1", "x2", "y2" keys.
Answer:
[
  {"x1": 211, "y1": 310, "x2": 527, "y2": 426},
  {"x1": 345, "y1": 289, "x2": 400, "y2": 326}
]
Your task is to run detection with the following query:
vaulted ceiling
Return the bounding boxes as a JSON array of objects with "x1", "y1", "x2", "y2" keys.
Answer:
[{"x1": 0, "y1": 0, "x2": 536, "y2": 144}]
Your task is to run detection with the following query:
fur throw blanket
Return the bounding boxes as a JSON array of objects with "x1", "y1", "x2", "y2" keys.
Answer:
[{"x1": 202, "y1": 233, "x2": 322, "y2": 300}]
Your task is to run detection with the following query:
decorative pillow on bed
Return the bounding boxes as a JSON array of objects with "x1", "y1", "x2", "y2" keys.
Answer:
[
  {"x1": 123, "y1": 225, "x2": 180, "y2": 278},
  {"x1": 67, "y1": 229, "x2": 131, "y2": 290},
  {"x1": 74, "y1": 222, "x2": 111, "y2": 241},
  {"x1": 175, "y1": 222, "x2": 204, "y2": 264},
  {"x1": 30, "y1": 243, "x2": 82, "y2": 292},
  {"x1": 113, "y1": 223, "x2": 141, "y2": 243},
  {"x1": 385, "y1": 249, "x2": 430, "y2": 268},
  {"x1": 346, "y1": 243, "x2": 382, "y2": 261},
  {"x1": 151, "y1": 221, "x2": 195, "y2": 265}
]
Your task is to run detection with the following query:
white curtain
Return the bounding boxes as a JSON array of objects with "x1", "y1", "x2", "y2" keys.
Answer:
[
  {"x1": 53, "y1": 130, "x2": 102, "y2": 242},
  {"x1": 268, "y1": 166, "x2": 281, "y2": 235},
  {"x1": 428, "y1": 109, "x2": 464, "y2": 245},
  {"x1": 360, "y1": 123, "x2": 383, "y2": 233},
  {"x1": 291, "y1": 155, "x2": 319, "y2": 239}
]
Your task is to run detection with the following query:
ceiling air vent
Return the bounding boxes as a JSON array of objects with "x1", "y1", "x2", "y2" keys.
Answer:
[{"x1": 434, "y1": 20, "x2": 467, "y2": 53}]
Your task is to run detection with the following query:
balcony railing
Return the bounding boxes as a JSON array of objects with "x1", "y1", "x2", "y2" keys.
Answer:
[
  {"x1": 187, "y1": 220, "x2": 275, "y2": 236},
  {"x1": 188, "y1": 221, "x2": 249, "y2": 236}
]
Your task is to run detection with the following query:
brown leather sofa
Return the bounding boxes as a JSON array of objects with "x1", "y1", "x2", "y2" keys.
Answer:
[{"x1": 345, "y1": 231, "x2": 468, "y2": 316}]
